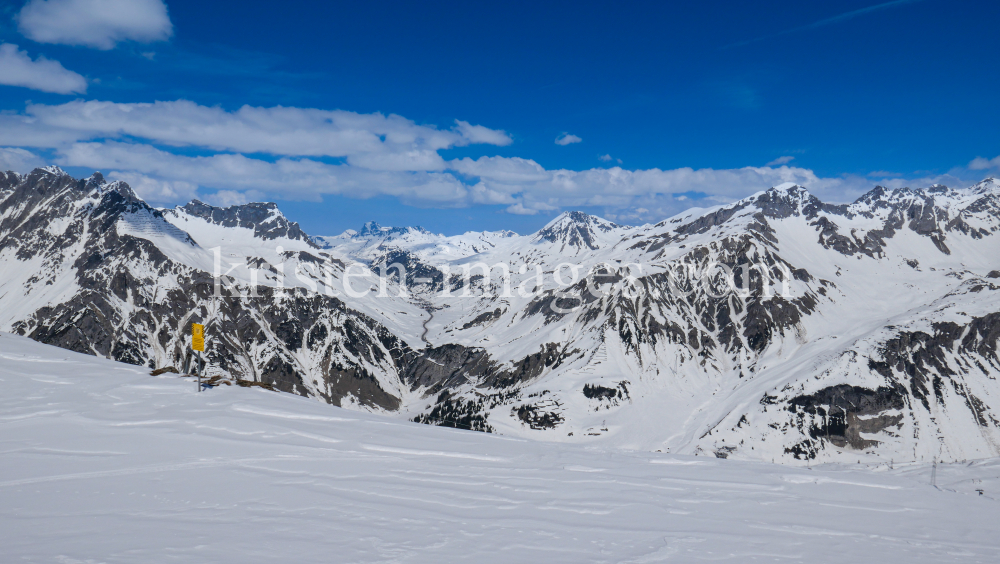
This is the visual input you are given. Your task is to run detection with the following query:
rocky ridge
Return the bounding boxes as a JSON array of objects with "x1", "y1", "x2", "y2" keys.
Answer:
[{"x1": 1, "y1": 167, "x2": 999, "y2": 464}]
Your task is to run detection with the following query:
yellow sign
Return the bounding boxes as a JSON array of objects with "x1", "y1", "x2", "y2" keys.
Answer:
[{"x1": 191, "y1": 323, "x2": 205, "y2": 352}]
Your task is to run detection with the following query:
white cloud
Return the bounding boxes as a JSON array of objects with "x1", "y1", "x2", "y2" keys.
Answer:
[
  {"x1": 454, "y1": 120, "x2": 512, "y2": 146},
  {"x1": 555, "y1": 133, "x2": 582, "y2": 146},
  {"x1": 0, "y1": 97, "x2": 990, "y2": 224},
  {"x1": 969, "y1": 155, "x2": 1000, "y2": 171},
  {"x1": 766, "y1": 155, "x2": 795, "y2": 166},
  {"x1": 451, "y1": 156, "x2": 548, "y2": 183},
  {"x1": 0, "y1": 43, "x2": 86, "y2": 94},
  {"x1": 0, "y1": 147, "x2": 45, "y2": 173},
  {"x1": 599, "y1": 154, "x2": 612, "y2": 161},
  {"x1": 107, "y1": 171, "x2": 198, "y2": 204},
  {"x1": 347, "y1": 149, "x2": 447, "y2": 172},
  {"x1": 59, "y1": 141, "x2": 473, "y2": 205},
  {"x1": 203, "y1": 190, "x2": 265, "y2": 208},
  {"x1": 49, "y1": 137, "x2": 984, "y2": 222},
  {"x1": 466, "y1": 182, "x2": 517, "y2": 205},
  {"x1": 480, "y1": 163, "x2": 833, "y2": 215},
  {"x1": 0, "y1": 112, "x2": 90, "y2": 147},
  {"x1": 15, "y1": 100, "x2": 511, "y2": 171},
  {"x1": 17, "y1": 0, "x2": 173, "y2": 50},
  {"x1": 505, "y1": 202, "x2": 538, "y2": 215},
  {"x1": 446, "y1": 155, "x2": 982, "y2": 222}
]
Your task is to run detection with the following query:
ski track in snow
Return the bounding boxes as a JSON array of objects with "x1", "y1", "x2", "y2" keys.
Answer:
[
  {"x1": 2, "y1": 333, "x2": 1000, "y2": 563},
  {"x1": 420, "y1": 307, "x2": 434, "y2": 347}
]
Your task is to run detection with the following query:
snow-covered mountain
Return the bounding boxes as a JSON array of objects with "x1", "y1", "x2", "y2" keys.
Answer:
[
  {"x1": 2, "y1": 167, "x2": 999, "y2": 465},
  {"x1": 0, "y1": 167, "x2": 419, "y2": 412},
  {"x1": 168, "y1": 199, "x2": 315, "y2": 243},
  {"x1": 533, "y1": 210, "x2": 624, "y2": 251}
]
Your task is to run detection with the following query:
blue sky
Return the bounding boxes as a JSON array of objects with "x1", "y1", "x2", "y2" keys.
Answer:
[{"x1": 0, "y1": 0, "x2": 997, "y2": 236}]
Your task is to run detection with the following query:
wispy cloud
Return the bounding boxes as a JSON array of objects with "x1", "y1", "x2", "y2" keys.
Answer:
[
  {"x1": 969, "y1": 155, "x2": 1000, "y2": 171},
  {"x1": 722, "y1": 0, "x2": 926, "y2": 50},
  {"x1": 766, "y1": 156, "x2": 794, "y2": 166}
]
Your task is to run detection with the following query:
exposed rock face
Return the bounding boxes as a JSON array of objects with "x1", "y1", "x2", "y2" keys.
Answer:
[
  {"x1": 174, "y1": 200, "x2": 315, "y2": 244},
  {"x1": 356, "y1": 221, "x2": 430, "y2": 239},
  {"x1": 1, "y1": 169, "x2": 408, "y2": 410},
  {"x1": 401, "y1": 342, "x2": 576, "y2": 395},
  {"x1": 783, "y1": 384, "x2": 908, "y2": 455},
  {"x1": 2, "y1": 167, "x2": 1000, "y2": 465},
  {"x1": 371, "y1": 249, "x2": 445, "y2": 292}
]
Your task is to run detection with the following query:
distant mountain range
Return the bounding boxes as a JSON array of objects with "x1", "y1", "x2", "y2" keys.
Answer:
[{"x1": 2, "y1": 165, "x2": 999, "y2": 464}]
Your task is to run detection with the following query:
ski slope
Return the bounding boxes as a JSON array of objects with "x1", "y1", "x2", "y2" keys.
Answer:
[{"x1": 1, "y1": 333, "x2": 999, "y2": 563}]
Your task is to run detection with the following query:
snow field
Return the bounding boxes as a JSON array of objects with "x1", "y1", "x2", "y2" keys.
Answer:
[{"x1": 2, "y1": 333, "x2": 999, "y2": 563}]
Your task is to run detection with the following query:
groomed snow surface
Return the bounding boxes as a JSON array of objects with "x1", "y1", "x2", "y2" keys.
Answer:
[{"x1": 2, "y1": 333, "x2": 998, "y2": 564}]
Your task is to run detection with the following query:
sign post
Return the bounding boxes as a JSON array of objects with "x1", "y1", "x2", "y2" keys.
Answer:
[{"x1": 192, "y1": 323, "x2": 205, "y2": 392}]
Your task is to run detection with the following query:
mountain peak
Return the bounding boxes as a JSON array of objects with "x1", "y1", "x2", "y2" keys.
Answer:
[
  {"x1": 750, "y1": 184, "x2": 822, "y2": 218},
  {"x1": 39, "y1": 165, "x2": 67, "y2": 176},
  {"x1": 855, "y1": 185, "x2": 890, "y2": 204},
  {"x1": 104, "y1": 180, "x2": 142, "y2": 203},
  {"x1": 853, "y1": 185, "x2": 924, "y2": 208},
  {"x1": 84, "y1": 172, "x2": 106, "y2": 192},
  {"x1": 561, "y1": 210, "x2": 595, "y2": 222},
  {"x1": 175, "y1": 200, "x2": 314, "y2": 244},
  {"x1": 24, "y1": 166, "x2": 69, "y2": 185},
  {"x1": 543, "y1": 210, "x2": 619, "y2": 229},
  {"x1": 355, "y1": 221, "x2": 429, "y2": 239},
  {"x1": 534, "y1": 211, "x2": 621, "y2": 250},
  {"x1": 358, "y1": 221, "x2": 383, "y2": 237},
  {"x1": 972, "y1": 177, "x2": 999, "y2": 195},
  {"x1": 767, "y1": 183, "x2": 812, "y2": 200},
  {"x1": 0, "y1": 170, "x2": 22, "y2": 188}
]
